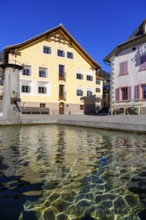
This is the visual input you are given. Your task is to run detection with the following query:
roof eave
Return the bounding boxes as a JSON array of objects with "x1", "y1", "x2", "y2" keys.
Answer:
[
  {"x1": 4, "y1": 25, "x2": 101, "y2": 69},
  {"x1": 103, "y1": 34, "x2": 146, "y2": 63}
]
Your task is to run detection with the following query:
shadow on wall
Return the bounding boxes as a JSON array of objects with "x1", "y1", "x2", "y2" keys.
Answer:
[{"x1": 118, "y1": 43, "x2": 146, "y2": 68}]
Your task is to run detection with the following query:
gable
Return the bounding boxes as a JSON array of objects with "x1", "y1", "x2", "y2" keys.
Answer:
[
  {"x1": 4, "y1": 25, "x2": 101, "y2": 70},
  {"x1": 46, "y1": 30, "x2": 73, "y2": 46}
]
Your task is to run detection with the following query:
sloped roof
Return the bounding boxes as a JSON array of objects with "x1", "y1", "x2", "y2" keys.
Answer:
[
  {"x1": 104, "y1": 19, "x2": 146, "y2": 63},
  {"x1": 128, "y1": 19, "x2": 146, "y2": 39},
  {"x1": 3, "y1": 24, "x2": 101, "y2": 69},
  {"x1": 97, "y1": 69, "x2": 110, "y2": 81},
  {"x1": 96, "y1": 75, "x2": 104, "y2": 81}
]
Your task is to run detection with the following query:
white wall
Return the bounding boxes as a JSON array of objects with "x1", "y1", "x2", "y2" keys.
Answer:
[{"x1": 111, "y1": 42, "x2": 146, "y2": 109}]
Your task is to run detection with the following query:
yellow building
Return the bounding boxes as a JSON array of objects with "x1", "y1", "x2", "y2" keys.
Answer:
[{"x1": 4, "y1": 24, "x2": 102, "y2": 114}]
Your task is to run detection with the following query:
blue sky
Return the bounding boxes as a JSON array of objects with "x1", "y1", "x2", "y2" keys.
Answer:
[{"x1": 1, "y1": 0, "x2": 146, "y2": 72}]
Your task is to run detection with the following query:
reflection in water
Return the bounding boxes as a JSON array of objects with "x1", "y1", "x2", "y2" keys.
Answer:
[{"x1": 0, "y1": 125, "x2": 146, "y2": 219}]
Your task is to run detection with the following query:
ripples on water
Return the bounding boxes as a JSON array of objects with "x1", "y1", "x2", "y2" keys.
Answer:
[{"x1": 0, "y1": 125, "x2": 146, "y2": 220}]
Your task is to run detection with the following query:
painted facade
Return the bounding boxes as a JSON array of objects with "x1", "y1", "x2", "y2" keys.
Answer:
[
  {"x1": 3, "y1": 25, "x2": 102, "y2": 114},
  {"x1": 104, "y1": 20, "x2": 146, "y2": 114}
]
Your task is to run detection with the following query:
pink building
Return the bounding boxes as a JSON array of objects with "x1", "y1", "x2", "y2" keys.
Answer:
[{"x1": 104, "y1": 20, "x2": 146, "y2": 115}]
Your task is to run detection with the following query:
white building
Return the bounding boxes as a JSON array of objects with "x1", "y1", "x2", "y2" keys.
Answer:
[{"x1": 104, "y1": 20, "x2": 146, "y2": 114}]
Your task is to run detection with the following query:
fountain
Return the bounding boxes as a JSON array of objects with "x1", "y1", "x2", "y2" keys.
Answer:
[{"x1": 0, "y1": 63, "x2": 23, "y2": 122}]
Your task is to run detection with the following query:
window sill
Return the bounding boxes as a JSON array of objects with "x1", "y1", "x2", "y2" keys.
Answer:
[
  {"x1": 119, "y1": 73, "x2": 128, "y2": 76},
  {"x1": 139, "y1": 68, "x2": 146, "y2": 72}
]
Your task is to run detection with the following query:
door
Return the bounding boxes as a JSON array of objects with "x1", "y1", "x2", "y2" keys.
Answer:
[{"x1": 59, "y1": 102, "x2": 64, "y2": 114}]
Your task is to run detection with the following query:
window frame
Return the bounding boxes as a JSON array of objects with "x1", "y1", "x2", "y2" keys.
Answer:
[
  {"x1": 38, "y1": 86, "x2": 47, "y2": 94},
  {"x1": 22, "y1": 65, "x2": 31, "y2": 76},
  {"x1": 43, "y1": 46, "x2": 51, "y2": 54},
  {"x1": 86, "y1": 75, "x2": 93, "y2": 81},
  {"x1": 21, "y1": 85, "x2": 31, "y2": 93},
  {"x1": 142, "y1": 84, "x2": 146, "y2": 99},
  {"x1": 76, "y1": 73, "x2": 83, "y2": 80},
  {"x1": 40, "y1": 103, "x2": 46, "y2": 108},
  {"x1": 119, "y1": 61, "x2": 128, "y2": 75},
  {"x1": 96, "y1": 88, "x2": 100, "y2": 93},
  {"x1": 96, "y1": 79, "x2": 101, "y2": 85},
  {"x1": 80, "y1": 105, "x2": 84, "y2": 110},
  {"x1": 87, "y1": 91, "x2": 92, "y2": 96},
  {"x1": 121, "y1": 87, "x2": 128, "y2": 100},
  {"x1": 115, "y1": 87, "x2": 131, "y2": 101},
  {"x1": 39, "y1": 67, "x2": 48, "y2": 78},
  {"x1": 57, "y1": 49, "x2": 65, "y2": 57},
  {"x1": 140, "y1": 55, "x2": 146, "y2": 71},
  {"x1": 67, "y1": 52, "x2": 73, "y2": 59},
  {"x1": 76, "y1": 89, "x2": 83, "y2": 96}
]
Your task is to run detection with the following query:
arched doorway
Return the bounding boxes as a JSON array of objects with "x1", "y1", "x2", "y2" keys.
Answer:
[{"x1": 59, "y1": 102, "x2": 64, "y2": 114}]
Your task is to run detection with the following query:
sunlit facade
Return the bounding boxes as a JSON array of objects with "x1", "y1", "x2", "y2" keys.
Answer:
[{"x1": 4, "y1": 25, "x2": 102, "y2": 114}]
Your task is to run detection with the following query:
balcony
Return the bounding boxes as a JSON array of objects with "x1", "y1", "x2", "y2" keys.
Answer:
[
  {"x1": 59, "y1": 72, "x2": 66, "y2": 81},
  {"x1": 59, "y1": 92, "x2": 66, "y2": 101}
]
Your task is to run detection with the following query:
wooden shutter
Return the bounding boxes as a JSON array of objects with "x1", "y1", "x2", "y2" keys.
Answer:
[
  {"x1": 128, "y1": 86, "x2": 131, "y2": 100},
  {"x1": 115, "y1": 88, "x2": 120, "y2": 101},
  {"x1": 120, "y1": 63, "x2": 123, "y2": 75},
  {"x1": 124, "y1": 62, "x2": 128, "y2": 74},
  {"x1": 28, "y1": 86, "x2": 31, "y2": 93},
  {"x1": 119, "y1": 61, "x2": 128, "y2": 75},
  {"x1": 134, "y1": 85, "x2": 140, "y2": 99},
  {"x1": 44, "y1": 87, "x2": 47, "y2": 94},
  {"x1": 140, "y1": 55, "x2": 146, "y2": 71}
]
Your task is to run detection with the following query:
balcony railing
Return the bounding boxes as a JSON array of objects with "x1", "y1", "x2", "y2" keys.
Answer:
[
  {"x1": 59, "y1": 72, "x2": 66, "y2": 81},
  {"x1": 59, "y1": 92, "x2": 66, "y2": 101}
]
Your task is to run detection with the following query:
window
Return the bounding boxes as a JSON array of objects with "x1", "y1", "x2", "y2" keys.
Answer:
[
  {"x1": 140, "y1": 55, "x2": 146, "y2": 71},
  {"x1": 142, "y1": 85, "x2": 146, "y2": 99},
  {"x1": 40, "y1": 103, "x2": 46, "y2": 108},
  {"x1": 87, "y1": 91, "x2": 92, "y2": 96},
  {"x1": 80, "y1": 105, "x2": 84, "y2": 110},
  {"x1": 76, "y1": 73, "x2": 83, "y2": 79},
  {"x1": 119, "y1": 61, "x2": 128, "y2": 75},
  {"x1": 21, "y1": 85, "x2": 31, "y2": 93},
  {"x1": 59, "y1": 84, "x2": 65, "y2": 100},
  {"x1": 37, "y1": 82, "x2": 50, "y2": 96},
  {"x1": 121, "y1": 87, "x2": 128, "y2": 100},
  {"x1": 59, "y1": 65, "x2": 65, "y2": 80},
  {"x1": 59, "y1": 65, "x2": 65, "y2": 74},
  {"x1": 115, "y1": 87, "x2": 131, "y2": 101},
  {"x1": 22, "y1": 65, "x2": 31, "y2": 76},
  {"x1": 43, "y1": 46, "x2": 51, "y2": 54},
  {"x1": 57, "y1": 49, "x2": 65, "y2": 57},
  {"x1": 67, "y1": 52, "x2": 73, "y2": 59},
  {"x1": 87, "y1": 75, "x2": 93, "y2": 81},
  {"x1": 38, "y1": 86, "x2": 47, "y2": 94},
  {"x1": 134, "y1": 85, "x2": 140, "y2": 100},
  {"x1": 39, "y1": 67, "x2": 47, "y2": 78},
  {"x1": 76, "y1": 89, "x2": 83, "y2": 96},
  {"x1": 96, "y1": 79, "x2": 101, "y2": 84},
  {"x1": 39, "y1": 70, "x2": 46, "y2": 77},
  {"x1": 96, "y1": 88, "x2": 100, "y2": 93}
]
